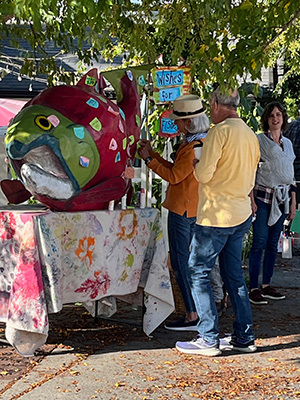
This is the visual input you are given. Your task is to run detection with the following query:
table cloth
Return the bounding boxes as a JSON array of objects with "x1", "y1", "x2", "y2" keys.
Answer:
[{"x1": 0, "y1": 207, "x2": 174, "y2": 356}]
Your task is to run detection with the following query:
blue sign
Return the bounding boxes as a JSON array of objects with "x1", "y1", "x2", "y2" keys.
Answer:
[
  {"x1": 156, "y1": 70, "x2": 184, "y2": 87},
  {"x1": 159, "y1": 87, "x2": 181, "y2": 103},
  {"x1": 161, "y1": 118, "x2": 178, "y2": 134}
]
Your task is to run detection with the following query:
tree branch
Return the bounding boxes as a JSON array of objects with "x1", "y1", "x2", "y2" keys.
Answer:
[
  {"x1": 30, "y1": 24, "x2": 49, "y2": 58},
  {"x1": 263, "y1": 7, "x2": 300, "y2": 52}
]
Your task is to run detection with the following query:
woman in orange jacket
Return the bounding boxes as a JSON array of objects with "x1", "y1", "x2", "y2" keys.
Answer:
[{"x1": 138, "y1": 94, "x2": 210, "y2": 331}]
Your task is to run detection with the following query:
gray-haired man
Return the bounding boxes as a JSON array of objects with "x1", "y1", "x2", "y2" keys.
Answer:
[{"x1": 176, "y1": 86, "x2": 260, "y2": 356}]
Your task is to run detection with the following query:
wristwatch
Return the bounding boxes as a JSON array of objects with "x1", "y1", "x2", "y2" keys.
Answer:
[{"x1": 145, "y1": 156, "x2": 152, "y2": 166}]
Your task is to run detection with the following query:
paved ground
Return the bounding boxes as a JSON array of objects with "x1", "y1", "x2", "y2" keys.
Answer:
[{"x1": 0, "y1": 254, "x2": 299, "y2": 400}]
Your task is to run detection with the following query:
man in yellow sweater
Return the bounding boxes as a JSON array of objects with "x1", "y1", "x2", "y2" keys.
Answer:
[{"x1": 176, "y1": 86, "x2": 260, "y2": 356}]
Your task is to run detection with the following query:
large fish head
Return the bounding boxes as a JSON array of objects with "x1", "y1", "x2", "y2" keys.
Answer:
[{"x1": 5, "y1": 104, "x2": 100, "y2": 201}]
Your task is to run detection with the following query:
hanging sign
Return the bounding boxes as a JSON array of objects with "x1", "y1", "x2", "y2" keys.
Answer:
[
  {"x1": 158, "y1": 109, "x2": 180, "y2": 138},
  {"x1": 151, "y1": 66, "x2": 191, "y2": 104}
]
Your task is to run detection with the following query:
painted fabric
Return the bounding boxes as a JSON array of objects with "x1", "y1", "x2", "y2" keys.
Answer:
[
  {"x1": 0, "y1": 211, "x2": 48, "y2": 356},
  {"x1": 0, "y1": 208, "x2": 174, "y2": 356}
]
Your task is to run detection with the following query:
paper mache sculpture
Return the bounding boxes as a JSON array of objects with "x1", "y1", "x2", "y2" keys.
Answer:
[{"x1": 1, "y1": 68, "x2": 141, "y2": 211}]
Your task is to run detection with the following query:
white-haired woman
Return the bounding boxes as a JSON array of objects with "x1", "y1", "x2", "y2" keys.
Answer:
[{"x1": 139, "y1": 95, "x2": 224, "y2": 331}]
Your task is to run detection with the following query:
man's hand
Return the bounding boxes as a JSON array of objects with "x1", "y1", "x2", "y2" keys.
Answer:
[
  {"x1": 249, "y1": 190, "x2": 257, "y2": 217},
  {"x1": 251, "y1": 201, "x2": 257, "y2": 217}
]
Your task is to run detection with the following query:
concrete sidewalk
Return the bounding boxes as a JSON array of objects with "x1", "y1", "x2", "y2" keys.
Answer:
[{"x1": 0, "y1": 255, "x2": 299, "y2": 400}]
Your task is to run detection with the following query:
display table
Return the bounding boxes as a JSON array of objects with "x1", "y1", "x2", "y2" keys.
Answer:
[{"x1": 0, "y1": 207, "x2": 174, "y2": 356}]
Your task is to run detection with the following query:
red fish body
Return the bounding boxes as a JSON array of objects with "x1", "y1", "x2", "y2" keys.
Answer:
[{"x1": 1, "y1": 68, "x2": 141, "y2": 211}]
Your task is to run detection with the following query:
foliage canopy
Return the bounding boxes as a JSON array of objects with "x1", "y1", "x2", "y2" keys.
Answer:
[{"x1": 1, "y1": 0, "x2": 300, "y2": 89}]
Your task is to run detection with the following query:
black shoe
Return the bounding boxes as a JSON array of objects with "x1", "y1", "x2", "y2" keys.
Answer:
[
  {"x1": 230, "y1": 336, "x2": 257, "y2": 353},
  {"x1": 164, "y1": 317, "x2": 199, "y2": 332},
  {"x1": 261, "y1": 286, "x2": 286, "y2": 300},
  {"x1": 249, "y1": 289, "x2": 268, "y2": 305}
]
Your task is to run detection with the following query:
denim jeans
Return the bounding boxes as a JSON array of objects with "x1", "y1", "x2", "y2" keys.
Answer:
[
  {"x1": 168, "y1": 211, "x2": 197, "y2": 313},
  {"x1": 210, "y1": 258, "x2": 224, "y2": 303},
  {"x1": 188, "y1": 216, "x2": 254, "y2": 344},
  {"x1": 249, "y1": 198, "x2": 287, "y2": 289}
]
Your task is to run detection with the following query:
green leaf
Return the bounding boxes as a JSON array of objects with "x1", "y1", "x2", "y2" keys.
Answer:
[
  {"x1": 240, "y1": 97, "x2": 252, "y2": 114},
  {"x1": 250, "y1": 116, "x2": 259, "y2": 132}
]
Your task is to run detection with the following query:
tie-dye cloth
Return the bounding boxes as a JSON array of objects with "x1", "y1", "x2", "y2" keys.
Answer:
[
  {"x1": 0, "y1": 210, "x2": 48, "y2": 356},
  {"x1": 0, "y1": 208, "x2": 174, "y2": 356}
]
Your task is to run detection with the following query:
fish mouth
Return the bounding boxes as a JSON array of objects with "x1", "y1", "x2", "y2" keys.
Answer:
[{"x1": 12, "y1": 145, "x2": 77, "y2": 201}]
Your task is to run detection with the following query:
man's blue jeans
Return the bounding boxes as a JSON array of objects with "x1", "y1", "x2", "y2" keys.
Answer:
[
  {"x1": 168, "y1": 211, "x2": 197, "y2": 313},
  {"x1": 188, "y1": 216, "x2": 254, "y2": 344},
  {"x1": 249, "y1": 199, "x2": 286, "y2": 289}
]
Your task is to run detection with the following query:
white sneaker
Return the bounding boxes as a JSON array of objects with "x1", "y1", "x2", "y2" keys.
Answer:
[
  {"x1": 176, "y1": 335, "x2": 221, "y2": 356},
  {"x1": 219, "y1": 335, "x2": 233, "y2": 351}
]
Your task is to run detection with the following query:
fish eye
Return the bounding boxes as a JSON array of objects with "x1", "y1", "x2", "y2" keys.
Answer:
[{"x1": 35, "y1": 115, "x2": 52, "y2": 131}]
